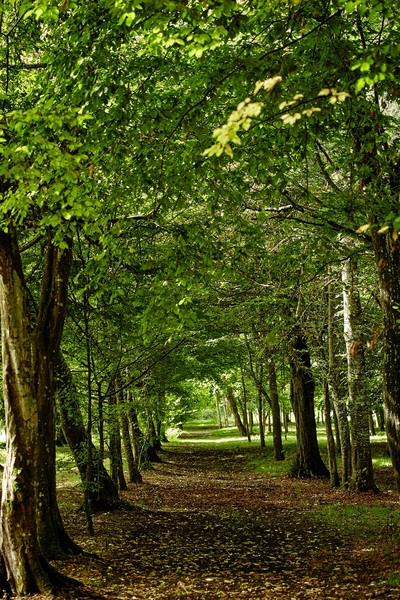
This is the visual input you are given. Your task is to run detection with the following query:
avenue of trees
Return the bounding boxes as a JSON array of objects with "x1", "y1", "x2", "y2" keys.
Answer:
[{"x1": 0, "y1": 0, "x2": 399, "y2": 595}]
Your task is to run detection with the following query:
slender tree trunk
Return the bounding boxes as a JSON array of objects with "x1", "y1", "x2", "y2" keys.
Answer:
[
  {"x1": 376, "y1": 407, "x2": 385, "y2": 432},
  {"x1": 282, "y1": 410, "x2": 288, "y2": 439},
  {"x1": 289, "y1": 330, "x2": 329, "y2": 478},
  {"x1": 147, "y1": 414, "x2": 162, "y2": 461},
  {"x1": 324, "y1": 380, "x2": 340, "y2": 488},
  {"x1": 116, "y1": 374, "x2": 142, "y2": 484},
  {"x1": 56, "y1": 354, "x2": 120, "y2": 511},
  {"x1": 222, "y1": 396, "x2": 229, "y2": 426},
  {"x1": 240, "y1": 369, "x2": 251, "y2": 442},
  {"x1": 227, "y1": 388, "x2": 247, "y2": 437},
  {"x1": 369, "y1": 413, "x2": 376, "y2": 437},
  {"x1": 248, "y1": 411, "x2": 254, "y2": 435},
  {"x1": 327, "y1": 278, "x2": 352, "y2": 487},
  {"x1": 128, "y1": 406, "x2": 148, "y2": 468},
  {"x1": 332, "y1": 405, "x2": 341, "y2": 452},
  {"x1": 265, "y1": 346, "x2": 284, "y2": 461},
  {"x1": 121, "y1": 412, "x2": 142, "y2": 483},
  {"x1": 215, "y1": 390, "x2": 223, "y2": 428},
  {"x1": 258, "y1": 377, "x2": 266, "y2": 449},
  {"x1": 109, "y1": 383, "x2": 127, "y2": 491},
  {"x1": 342, "y1": 255, "x2": 377, "y2": 492},
  {"x1": 98, "y1": 382, "x2": 105, "y2": 463}
]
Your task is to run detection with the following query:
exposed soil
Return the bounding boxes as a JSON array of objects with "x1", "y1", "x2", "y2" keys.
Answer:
[{"x1": 28, "y1": 432, "x2": 400, "y2": 599}]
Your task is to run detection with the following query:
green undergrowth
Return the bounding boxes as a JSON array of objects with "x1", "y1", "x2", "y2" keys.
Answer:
[
  {"x1": 309, "y1": 504, "x2": 400, "y2": 543},
  {"x1": 173, "y1": 421, "x2": 392, "y2": 481},
  {"x1": 56, "y1": 446, "x2": 81, "y2": 486},
  {"x1": 384, "y1": 572, "x2": 400, "y2": 587}
]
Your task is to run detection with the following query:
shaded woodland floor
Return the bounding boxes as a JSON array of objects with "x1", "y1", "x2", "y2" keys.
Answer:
[{"x1": 32, "y1": 430, "x2": 400, "y2": 599}]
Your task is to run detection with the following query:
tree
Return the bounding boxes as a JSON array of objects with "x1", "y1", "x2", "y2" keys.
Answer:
[
  {"x1": 202, "y1": 0, "x2": 400, "y2": 490},
  {"x1": 56, "y1": 353, "x2": 121, "y2": 512},
  {"x1": 289, "y1": 326, "x2": 329, "y2": 478},
  {"x1": 342, "y1": 251, "x2": 377, "y2": 491},
  {"x1": 0, "y1": 228, "x2": 77, "y2": 592}
]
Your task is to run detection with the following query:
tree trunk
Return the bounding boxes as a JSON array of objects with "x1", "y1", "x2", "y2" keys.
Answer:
[
  {"x1": 324, "y1": 381, "x2": 340, "y2": 488},
  {"x1": 282, "y1": 410, "x2": 288, "y2": 439},
  {"x1": 327, "y1": 278, "x2": 352, "y2": 487},
  {"x1": 342, "y1": 255, "x2": 377, "y2": 492},
  {"x1": 371, "y1": 226, "x2": 400, "y2": 492},
  {"x1": 146, "y1": 414, "x2": 162, "y2": 462},
  {"x1": 265, "y1": 346, "x2": 284, "y2": 461},
  {"x1": 215, "y1": 390, "x2": 223, "y2": 428},
  {"x1": 289, "y1": 330, "x2": 329, "y2": 478},
  {"x1": 0, "y1": 229, "x2": 76, "y2": 595},
  {"x1": 226, "y1": 388, "x2": 247, "y2": 437},
  {"x1": 108, "y1": 384, "x2": 127, "y2": 491},
  {"x1": 32, "y1": 238, "x2": 82, "y2": 559},
  {"x1": 222, "y1": 396, "x2": 229, "y2": 426},
  {"x1": 98, "y1": 382, "x2": 105, "y2": 462},
  {"x1": 257, "y1": 378, "x2": 266, "y2": 449},
  {"x1": 248, "y1": 411, "x2": 254, "y2": 435},
  {"x1": 369, "y1": 413, "x2": 376, "y2": 437},
  {"x1": 121, "y1": 412, "x2": 142, "y2": 483},
  {"x1": 56, "y1": 353, "x2": 120, "y2": 512},
  {"x1": 116, "y1": 374, "x2": 142, "y2": 484},
  {"x1": 128, "y1": 406, "x2": 149, "y2": 468},
  {"x1": 240, "y1": 370, "x2": 251, "y2": 442},
  {"x1": 332, "y1": 405, "x2": 340, "y2": 452},
  {"x1": 376, "y1": 407, "x2": 385, "y2": 432}
]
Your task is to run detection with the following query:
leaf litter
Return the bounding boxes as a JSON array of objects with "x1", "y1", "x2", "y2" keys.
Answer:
[{"x1": 27, "y1": 442, "x2": 400, "y2": 599}]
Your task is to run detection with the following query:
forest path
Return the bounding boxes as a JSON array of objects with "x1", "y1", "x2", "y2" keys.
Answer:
[{"x1": 54, "y1": 428, "x2": 399, "y2": 600}]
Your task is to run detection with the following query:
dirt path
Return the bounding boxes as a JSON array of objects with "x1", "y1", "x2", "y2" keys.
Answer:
[{"x1": 52, "y1": 436, "x2": 399, "y2": 600}]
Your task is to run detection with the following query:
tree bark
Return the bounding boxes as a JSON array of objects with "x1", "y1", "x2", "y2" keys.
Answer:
[
  {"x1": 324, "y1": 381, "x2": 340, "y2": 488},
  {"x1": 128, "y1": 406, "x2": 148, "y2": 468},
  {"x1": 56, "y1": 353, "x2": 120, "y2": 512},
  {"x1": 240, "y1": 369, "x2": 251, "y2": 442},
  {"x1": 342, "y1": 255, "x2": 377, "y2": 492},
  {"x1": 0, "y1": 228, "x2": 76, "y2": 595},
  {"x1": 222, "y1": 396, "x2": 229, "y2": 427},
  {"x1": 146, "y1": 413, "x2": 162, "y2": 462},
  {"x1": 108, "y1": 383, "x2": 127, "y2": 491},
  {"x1": 289, "y1": 330, "x2": 329, "y2": 478},
  {"x1": 369, "y1": 413, "x2": 376, "y2": 437},
  {"x1": 215, "y1": 389, "x2": 223, "y2": 428},
  {"x1": 265, "y1": 346, "x2": 284, "y2": 461},
  {"x1": 370, "y1": 226, "x2": 400, "y2": 491},
  {"x1": 257, "y1": 377, "x2": 266, "y2": 449},
  {"x1": 327, "y1": 278, "x2": 352, "y2": 487},
  {"x1": 226, "y1": 388, "x2": 247, "y2": 437},
  {"x1": 116, "y1": 374, "x2": 142, "y2": 484},
  {"x1": 32, "y1": 238, "x2": 82, "y2": 559}
]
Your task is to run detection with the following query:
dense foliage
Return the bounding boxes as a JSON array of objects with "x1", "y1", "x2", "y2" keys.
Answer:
[{"x1": 0, "y1": 0, "x2": 400, "y2": 595}]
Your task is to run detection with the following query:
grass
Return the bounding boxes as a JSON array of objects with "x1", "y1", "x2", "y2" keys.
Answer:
[
  {"x1": 310, "y1": 504, "x2": 400, "y2": 542},
  {"x1": 169, "y1": 420, "x2": 398, "y2": 488},
  {"x1": 384, "y1": 573, "x2": 400, "y2": 587},
  {"x1": 56, "y1": 445, "x2": 81, "y2": 487}
]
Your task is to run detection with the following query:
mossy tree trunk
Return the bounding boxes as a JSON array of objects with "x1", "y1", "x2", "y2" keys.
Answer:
[
  {"x1": 0, "y1": 228, "x2": 76, "y2": 595},
  {"x1": 56, "y1": 353, "x2": 120, "y2": 512}
]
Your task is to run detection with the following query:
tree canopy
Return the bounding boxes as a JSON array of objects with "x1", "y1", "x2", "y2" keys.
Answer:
[{"x1": 0, "y1": 0, "x2": 400, "y2": 595}]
